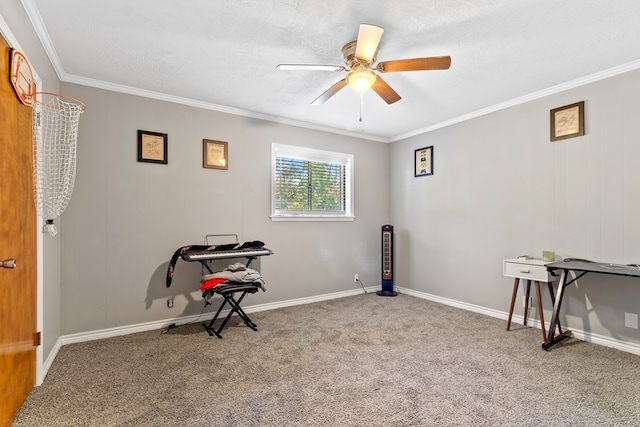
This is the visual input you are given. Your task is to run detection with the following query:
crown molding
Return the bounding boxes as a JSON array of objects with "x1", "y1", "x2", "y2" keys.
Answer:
[
  {"x1": 64, "y1": 72, "x2": 389, "y2": 143},
  {"x1": 20, "y1": 0, "x2": 65, "y2": 79},
  {"x1": 391, "y1": 59, "x2": 640, "y2": 142}
]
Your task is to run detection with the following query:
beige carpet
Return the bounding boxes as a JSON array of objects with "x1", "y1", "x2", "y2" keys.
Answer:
[{"x1": 13, "y1": 293, "x2": 640, "y2": 426}]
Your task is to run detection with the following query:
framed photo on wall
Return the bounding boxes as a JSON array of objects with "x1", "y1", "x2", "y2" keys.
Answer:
[
  {"x1": 137, "y1": 130, "x2": 168, "y2": 164},
  {"x1": 550, "y1": 101, "x2": 584, "y2": 142},
  {"x1": 203, "y1": 139, "x2": 228, "y2": 170},
  {"x1": 414, "y1": 146, "x2": 433, "y2": 177}
]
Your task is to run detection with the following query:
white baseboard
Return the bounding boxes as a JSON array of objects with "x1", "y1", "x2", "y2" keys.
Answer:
[
  {"x1": 37, "y1": 285, "x2": 639, "y2": 382},
  {"x1": 38, "y1": 337, "x2": 62, "y2": 385},
  {"x1": 397, "y1": 286, "x2": 640, "y2": 356},
  {"x1": 60, "y1": 287, "x2": 372, "y2": 346}
]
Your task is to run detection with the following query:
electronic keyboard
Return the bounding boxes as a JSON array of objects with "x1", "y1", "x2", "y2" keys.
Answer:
[
  {"x1": 166, "y1": 239, "x2": 273, "y2": 287},
  {"x1": 181, "y1": 247, "x2": 273, "y2": 262}
]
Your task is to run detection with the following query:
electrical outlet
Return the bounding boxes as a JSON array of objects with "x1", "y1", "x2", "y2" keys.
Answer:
[
  {"x1": 354, "y1": 274, "x2": 359, "y2": 282},
  {"x1": 625, "y1": 312, "x2": 638, "y2": 329},
  {"x1": 522, "y1": 296, "x2": 532, "y2": 308},
  {"x1": 167, "y1": 297, "x2": 174, "y2": 308}
]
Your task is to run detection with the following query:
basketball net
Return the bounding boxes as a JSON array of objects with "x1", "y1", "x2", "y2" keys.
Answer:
[{"x1": 32, "y1": 92, "x2": 85, "y2": 236}]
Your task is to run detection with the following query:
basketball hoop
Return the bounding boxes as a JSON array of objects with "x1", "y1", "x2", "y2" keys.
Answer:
[
  {"x1": 9, "y1": 49, "x2": 35, "y2": 106},
  {"x1": 32, "y1": 92, "x2": 86, "y2": 236}
]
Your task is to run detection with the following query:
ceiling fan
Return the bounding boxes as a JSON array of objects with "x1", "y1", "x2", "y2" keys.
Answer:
[{"x1": 276, "y1": 23, "x2": 451, "y2": 105}]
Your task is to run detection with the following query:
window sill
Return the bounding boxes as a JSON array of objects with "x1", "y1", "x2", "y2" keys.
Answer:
[{"x1": 270, "y1": 215, "x2": 355, "y2": 222}]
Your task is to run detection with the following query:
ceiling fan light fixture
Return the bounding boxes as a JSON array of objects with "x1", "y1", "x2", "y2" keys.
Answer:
[{"x1": 346, "y1": 70, "x2": 376, "y2": 92}]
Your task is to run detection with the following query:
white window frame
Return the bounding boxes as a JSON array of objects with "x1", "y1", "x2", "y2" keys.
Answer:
[{"x1": 271, "y1": 143, "x2": 354, "y2": 222}]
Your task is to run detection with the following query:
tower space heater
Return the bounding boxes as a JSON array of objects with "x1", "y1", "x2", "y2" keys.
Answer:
[{"x1": 377, "y1": 224, "x2": 398, "y2": 296}]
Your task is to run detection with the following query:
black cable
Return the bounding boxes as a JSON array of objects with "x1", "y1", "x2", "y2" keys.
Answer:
[{"x1": 356, "y1": 278, "x2": 367, "y2": 293}]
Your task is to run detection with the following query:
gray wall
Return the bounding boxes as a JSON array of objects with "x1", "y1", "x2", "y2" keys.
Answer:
[
  {"x1": 59, "y1": 83, "x2": 390, "y2": 335},
  {"x1": 390, "y1": 69, "x2": 640, "y2": 345},
  {"x1": 0, "y1": 2, "x2": 61, "y2": 362}
]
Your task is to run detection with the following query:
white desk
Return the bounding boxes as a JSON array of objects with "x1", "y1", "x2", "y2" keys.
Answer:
[{"x1": 503, "y1": 258, "x2": 561, "y2": 344}]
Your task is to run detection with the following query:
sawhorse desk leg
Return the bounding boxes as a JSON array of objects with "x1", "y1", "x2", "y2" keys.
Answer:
[{"x1": 543, "y1": 269, "x2": 575, "y2": 350}]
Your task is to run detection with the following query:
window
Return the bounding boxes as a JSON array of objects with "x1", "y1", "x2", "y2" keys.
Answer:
[{"x1": 271, "y1": 143, "x2": 354, "y2": 221}]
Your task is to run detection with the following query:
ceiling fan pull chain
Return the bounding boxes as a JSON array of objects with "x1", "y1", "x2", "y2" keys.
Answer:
[{"x1": 359, "y1": 92, "x2": 364, "y2": 123}]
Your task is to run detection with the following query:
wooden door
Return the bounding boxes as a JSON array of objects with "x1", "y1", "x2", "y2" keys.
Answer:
[{"x1": 0, "y1": 35, "x2": 38, "y2": 426}]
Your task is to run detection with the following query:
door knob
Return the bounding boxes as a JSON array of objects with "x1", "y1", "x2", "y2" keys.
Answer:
[{"x1": 1, "y1": 259, "x2": 16, "y2": 269}]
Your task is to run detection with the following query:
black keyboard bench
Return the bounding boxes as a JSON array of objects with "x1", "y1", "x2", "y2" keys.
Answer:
[{"x1": 201, "y1": 282, "x2": 262, "y2": 338}]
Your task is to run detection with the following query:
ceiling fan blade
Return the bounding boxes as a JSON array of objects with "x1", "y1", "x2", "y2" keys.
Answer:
[
  {"x1": 376, "y1": 56, "x2": 452, "y2": 73},
  {"x1": 311, "y1": 79, "x2": 347, "y2": 105},
  {"x1": 355, "y1": 23, "x2": 384, "y2": 62},
  {"x1": 371, "y1": 75, "x2": 401, "y2": 104},
  {"x1": 276, "y1": 64, "x2": 345, "y2": 72}
]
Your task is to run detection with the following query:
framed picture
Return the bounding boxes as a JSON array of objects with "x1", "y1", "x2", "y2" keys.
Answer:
[
  {"x1": 137, "y1": 130, "x2": 168, "y2": 164},
  {"x1": 203, "y1": 139, "x2": 228, "y2": 170},
  {"x1": 550, "y1": 101, "x2": 584, "y2": 142},
  {"x1": 414, "y1": 146, "x2": 433, "y2": 177}
]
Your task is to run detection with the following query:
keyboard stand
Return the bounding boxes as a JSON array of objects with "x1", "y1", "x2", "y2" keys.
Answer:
[
  {"x1": 202, "y1": 282, "x2": 261, "y2": 338},
  {"x1": 199, "y1": 255, "x2": 258, "y2": 275}
]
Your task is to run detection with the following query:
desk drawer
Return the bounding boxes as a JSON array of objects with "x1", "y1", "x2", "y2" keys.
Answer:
[{"x1": 503, "y1": 261, "x2": 550, "y2": 281}]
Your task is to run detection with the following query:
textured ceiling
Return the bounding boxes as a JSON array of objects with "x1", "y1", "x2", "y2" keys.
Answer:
[{"x1": 21, "y1": 0, "x2": 640, "y2": 141}]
